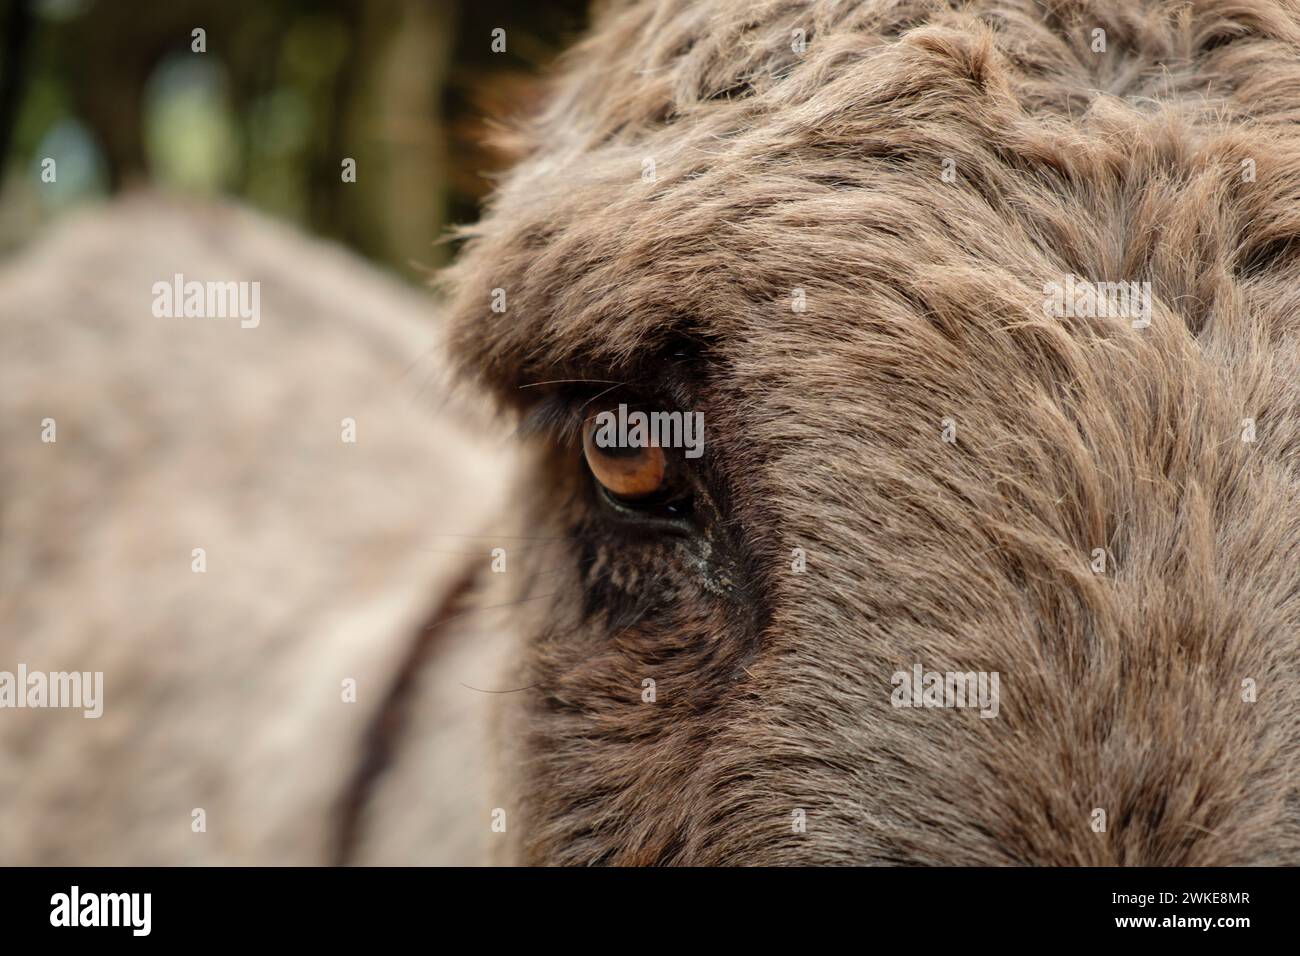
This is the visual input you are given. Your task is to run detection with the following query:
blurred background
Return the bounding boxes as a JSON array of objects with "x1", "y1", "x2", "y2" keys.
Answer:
[
  {"x1": 0, "y1": 0, "x2": 590, "y2": 865},
  {"x1": 0, "y1": 0, "x2": 590, "y2": 280}
]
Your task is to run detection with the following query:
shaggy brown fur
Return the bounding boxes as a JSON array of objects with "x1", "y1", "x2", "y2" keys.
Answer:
[{"x1": 443, "y1": 0, "x2": 1300, "y2": 864}]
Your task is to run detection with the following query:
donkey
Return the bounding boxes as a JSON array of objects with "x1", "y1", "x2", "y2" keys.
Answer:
[
  {"x1": 3, "y1": 0, "x2": 1297, "y2": 868},
  {"x1": 435, "y1": 0, "x2": 1300, "y2": 864}
]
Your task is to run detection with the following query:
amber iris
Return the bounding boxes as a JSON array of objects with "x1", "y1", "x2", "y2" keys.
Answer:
[{"x1": 582, "y1": 418, "x2": 668, "y2": 500}]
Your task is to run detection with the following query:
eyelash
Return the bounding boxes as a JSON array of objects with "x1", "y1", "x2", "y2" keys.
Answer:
[
  {"x1": 518, "y1": 392, "x2": 592, "y2": 446},
  {"x1": 521, "y1": 388, "x2": 697, "y2": 524}
]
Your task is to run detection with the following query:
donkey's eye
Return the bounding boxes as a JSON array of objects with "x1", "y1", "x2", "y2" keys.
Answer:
[{"x1": 582, "y1": 416, "x2": 668, "y2": 501}]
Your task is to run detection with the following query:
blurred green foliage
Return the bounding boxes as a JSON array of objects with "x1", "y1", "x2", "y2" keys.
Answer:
[{"x1": 0, "y1": 0, "x2": 589, "y2": 280}]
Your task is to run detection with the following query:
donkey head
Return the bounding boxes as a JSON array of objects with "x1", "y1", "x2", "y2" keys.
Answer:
[{"x1": 442, "y1": 0, "x2": 1300, "y2": 864}]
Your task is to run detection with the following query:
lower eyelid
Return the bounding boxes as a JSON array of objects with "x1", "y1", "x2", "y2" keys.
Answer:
[{"x1": 595, "y1": 484, "x2": 696, "y2": 534}]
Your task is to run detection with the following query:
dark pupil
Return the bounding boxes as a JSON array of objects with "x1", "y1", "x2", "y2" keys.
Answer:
[
  {"x1": 594, "y1": 442, "x2": 649, "y2": 460},
  {"x1": 586, "y1": 421, "x2": 654, "y2": 460}
]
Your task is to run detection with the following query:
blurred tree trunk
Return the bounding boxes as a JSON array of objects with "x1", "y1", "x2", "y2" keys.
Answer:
[
  {"x1": 4, "y1": 0, "x2": 589, "y2": 277},
  {"x1": 0, "y1": 0, "x2": 33, "y2": 177},
  {"x1": 341, "y1": 0, "x2": 453, "y2": 276}
]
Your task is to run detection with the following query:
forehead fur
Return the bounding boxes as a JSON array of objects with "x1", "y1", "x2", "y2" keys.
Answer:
[{"x1": 443, "y1": 0, "x2": 1300, "y2": 396}]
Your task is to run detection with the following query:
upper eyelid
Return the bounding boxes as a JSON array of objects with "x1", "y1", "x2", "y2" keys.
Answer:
[
  {"x1": 517, "y1": 388, "x2": 630, "y2": 444},
  {"x1": 516, "y1": 392, "x2": 588, "y2": 444},
  {"x1": 519, "y1": 387, "x2": 686, "y2": 443},
  {"x1": 514, "y1": 379, "x2": 702, "y2": 447}
]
